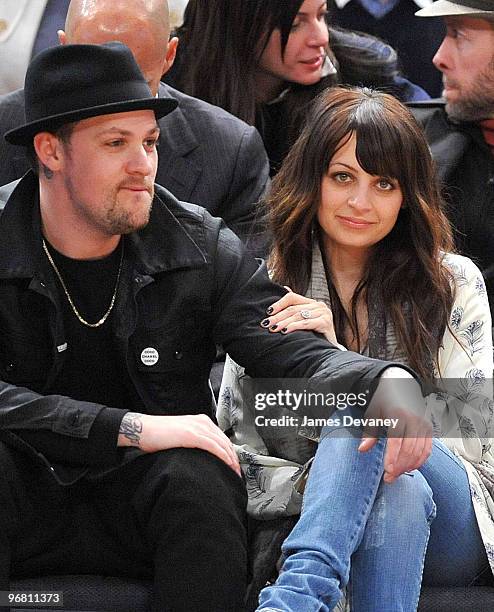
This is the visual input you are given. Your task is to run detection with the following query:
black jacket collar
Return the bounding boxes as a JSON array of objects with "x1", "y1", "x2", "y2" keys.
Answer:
[{"x1": 0, "y1": 171, "x2": 208, "y2": 280}]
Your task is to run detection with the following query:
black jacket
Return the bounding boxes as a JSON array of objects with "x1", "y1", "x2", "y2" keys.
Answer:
[
  {"x1": 411, "y1": 101, "x2": 494, "y2": 311},
  {"x1": 0, "y1": 173, "x2": 393, "y2": 481}
]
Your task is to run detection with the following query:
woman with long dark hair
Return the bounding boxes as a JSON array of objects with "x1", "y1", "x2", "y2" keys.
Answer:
[
  {"x1": 218, "y1": 87, "x2": 494, "y2": 611},
  {"x1": 167, "y1": 0, "x2": 428, "y2": 174}
]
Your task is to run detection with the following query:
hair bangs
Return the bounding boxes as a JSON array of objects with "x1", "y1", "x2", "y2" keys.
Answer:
[
  {"x1": 254, "y1": 0, "x2": 304, "y2": 57},
  {"x1": 351, "y1": 101, "x2": 408, "y2": 184},
  {"x1": 277, "y1": 0, "x2": 305, "y2": 54}
]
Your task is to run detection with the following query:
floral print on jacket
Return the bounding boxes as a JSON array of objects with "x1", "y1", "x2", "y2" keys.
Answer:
[{"x1": 217, "y1": 252, "x2": 494, "y2": 575}]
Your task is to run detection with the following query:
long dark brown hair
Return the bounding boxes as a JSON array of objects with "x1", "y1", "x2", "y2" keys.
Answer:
[{"x1": 269, "y1": 87, "x2": 455, "y2": 381}]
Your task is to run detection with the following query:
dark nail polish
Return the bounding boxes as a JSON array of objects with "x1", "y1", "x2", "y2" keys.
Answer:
[
  {"x1": 266, "y1": 306, "x2": 274, "y2": 315},
  {"x1": 281, "y1": 328, "x2": 288, "y2": 334},
  {"x1": 261, "y1": 319, "x2": 270, "y2": 327},
  {"x1": 270, "y1": 324, "x2": 278, "y2": 331}
]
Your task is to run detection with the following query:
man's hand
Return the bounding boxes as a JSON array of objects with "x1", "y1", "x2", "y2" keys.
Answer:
[
  {"x1": 118, "y1": 412, "x2": 241, "y2": 477},
  {"x1": 358, "y1": 367, "x2": 432, "y2": 483}
]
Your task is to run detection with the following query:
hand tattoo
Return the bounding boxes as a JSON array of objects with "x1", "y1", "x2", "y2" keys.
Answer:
[{"x1": 119, "y1": 412, "x2": 143, "y2": 447}]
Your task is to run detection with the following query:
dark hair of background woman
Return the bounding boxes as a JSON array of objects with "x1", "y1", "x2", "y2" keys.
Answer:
[
  {"x1": 173, "y1": 0, "x2": 402, "y2": 128},
  {"x1": 268, "y1": 87, "x2": 455, "y2": 382}
]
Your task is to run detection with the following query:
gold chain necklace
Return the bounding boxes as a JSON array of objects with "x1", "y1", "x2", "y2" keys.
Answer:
[{"x1": 42, "y1": 238, "x2": 124, "y2": 328}]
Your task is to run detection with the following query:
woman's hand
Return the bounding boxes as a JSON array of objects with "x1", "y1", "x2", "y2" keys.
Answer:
[{"x1": 260, "y1": 288, "x2": 338, "y2": 345}]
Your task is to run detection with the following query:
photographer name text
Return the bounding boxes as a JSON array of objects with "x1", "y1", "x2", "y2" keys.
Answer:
[{"x1": 254, "y1": 415, "x2": 399, "y2": 429}]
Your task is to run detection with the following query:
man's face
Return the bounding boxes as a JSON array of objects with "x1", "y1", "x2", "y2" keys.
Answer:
[
  {"x1": 433, "y1": 16, "x2": 494, "y2": 121},
  {"x1": 59, "y1": 110, "x2": 159, "y2": 237}
]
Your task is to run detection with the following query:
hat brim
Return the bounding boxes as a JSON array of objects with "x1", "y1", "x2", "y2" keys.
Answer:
[
  {"x1": 416, "y1": 0, "x2": 494, "y2": 17},
  {"x1": 4, "y1": 97, "x2": 178, "y2": 146}
]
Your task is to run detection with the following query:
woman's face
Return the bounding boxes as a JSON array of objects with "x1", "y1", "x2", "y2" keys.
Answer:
[
  {"x1": 317, "y1": 134, "x2": 404, "y2": 255},
  {"x1": 256, "y1": 0, "x2": 329, "y2": 99}
]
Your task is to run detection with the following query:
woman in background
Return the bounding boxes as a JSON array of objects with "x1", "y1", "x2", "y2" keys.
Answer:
[
  {"x1": 167, "y1": 0, "x2": 428, "y2": 174},
  {"x1": 218, "y1": 87, "x2": 494, "y2": 611}
]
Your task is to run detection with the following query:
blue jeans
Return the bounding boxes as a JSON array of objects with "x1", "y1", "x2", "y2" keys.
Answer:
[{"x1": 257, "y1": 424, "x2": 489, "y2": 612}]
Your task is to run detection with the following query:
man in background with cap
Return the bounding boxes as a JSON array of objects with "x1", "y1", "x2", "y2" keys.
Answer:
[
  {"x1": 413, "y1": 0, "x2": 494, "y2": 314},
  {"x1": 0, "y1": 41, "x2": 429, "y2": 611},
  {"x1": 0, "y1": 0, "x2": 269, "y2": 253}
]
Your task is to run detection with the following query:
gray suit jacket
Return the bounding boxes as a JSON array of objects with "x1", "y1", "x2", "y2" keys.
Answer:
[{"x1": 0, "y1": 82, "x2": 270, "y2": 251}]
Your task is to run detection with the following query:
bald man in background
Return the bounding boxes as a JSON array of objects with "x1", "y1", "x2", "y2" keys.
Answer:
[{"x1": 0, "y1": 0, "x2": 269, "y2": 252}]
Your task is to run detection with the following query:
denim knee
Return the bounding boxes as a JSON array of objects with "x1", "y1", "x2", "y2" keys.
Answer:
[{"x1": 370, "y1": 470, "x2": 436, "y2": 541}]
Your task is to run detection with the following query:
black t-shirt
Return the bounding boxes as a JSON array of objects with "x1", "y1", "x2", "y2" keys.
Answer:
[{"x1": 44, "y1": 239, "x2": 143, "y2": 413}]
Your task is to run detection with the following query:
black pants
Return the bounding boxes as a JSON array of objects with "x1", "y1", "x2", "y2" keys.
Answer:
[{"x1": 0, "y1": 443, "x2": 248, "y2": 611}]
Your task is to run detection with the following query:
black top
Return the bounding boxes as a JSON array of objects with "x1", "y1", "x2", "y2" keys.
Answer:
[{"x1": 45, "y1": 239, "x2": 143, "y2": 413}]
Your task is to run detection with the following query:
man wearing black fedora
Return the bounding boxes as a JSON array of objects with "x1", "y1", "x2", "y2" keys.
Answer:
[
  {"x1": 411, "y1": 0, "x2": 494, "y2": 316},
  {"x1": 0, "y1": 0, "x2": 270, "y2": 256},
  {"x1": 0, "y1": 40, "x2": 431, "y2": 611}
]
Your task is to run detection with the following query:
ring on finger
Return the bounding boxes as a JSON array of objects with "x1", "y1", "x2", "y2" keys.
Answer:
[{"x1": 300, "y1": 309, "x2": 312, "y2": 320}]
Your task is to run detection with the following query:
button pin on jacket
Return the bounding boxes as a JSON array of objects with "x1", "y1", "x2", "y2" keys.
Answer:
[{"x1": 141, "y1": 347, "x2": 159, "y2": 366}]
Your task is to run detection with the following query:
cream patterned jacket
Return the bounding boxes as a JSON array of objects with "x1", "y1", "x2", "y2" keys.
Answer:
[{"x1": 218, "y1": 252, "x2": 494, "y2": 573}]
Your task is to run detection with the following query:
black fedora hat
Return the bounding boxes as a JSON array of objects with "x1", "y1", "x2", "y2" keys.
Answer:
[
  {"x1": 416, "y1": 0, "x2": 494, "y2": 17},
  {"x1": 5, "y1": 41, "x2": 178, "y2": 146}
]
